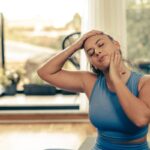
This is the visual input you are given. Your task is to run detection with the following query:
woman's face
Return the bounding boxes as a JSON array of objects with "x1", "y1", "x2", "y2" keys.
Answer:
[{"x1": 84, "y1": 34, "x2": 120, "y2": 71}]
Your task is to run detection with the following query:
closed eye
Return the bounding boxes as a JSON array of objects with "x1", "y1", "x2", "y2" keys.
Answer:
[
  {"x1": 87, "y1": 49, "x2": 95, "y2": 56},
  {"x1": 98, "y1": 43, "x2": 104, "y2": 47}
]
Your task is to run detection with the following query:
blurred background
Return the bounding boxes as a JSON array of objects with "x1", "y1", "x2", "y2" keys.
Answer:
[{"x1": 0, "y1": 0, "x2": 150, "y2": 149}]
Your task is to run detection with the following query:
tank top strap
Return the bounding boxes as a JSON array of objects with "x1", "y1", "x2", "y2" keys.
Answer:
[{"x1": 127, "y1": 71, "x2": 144, "y2": 97}]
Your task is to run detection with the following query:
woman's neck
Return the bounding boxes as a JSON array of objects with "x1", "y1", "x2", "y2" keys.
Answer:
[{"x1": 103, "y1": 61, "x2": 131, "y2": 90}]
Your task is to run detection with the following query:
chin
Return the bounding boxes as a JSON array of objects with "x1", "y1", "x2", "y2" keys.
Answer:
[
  {"x1": 92, "y1": 59, "x2": 110, "y2": 71},
  {"x1": 100, "y1": 59, "x2": 110, "y2": 68},
  {"x1": 98, "y1": 61, "x2": 110, "y2": 71}
]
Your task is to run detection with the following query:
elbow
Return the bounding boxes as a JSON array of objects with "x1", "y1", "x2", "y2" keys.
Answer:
[
  {"x1": 37, "y1": 68, "x2": 52, "y2": 82},
  {"x1": 37, "y1": 68, "x2": 46, "y2": 79},
  {"x1": 134, "y1": 118, "x2": 148, "y2": 128}
]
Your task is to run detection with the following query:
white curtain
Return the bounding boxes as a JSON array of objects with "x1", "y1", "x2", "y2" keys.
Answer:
[
  {"x1": 82, "y1": 0, "x2": 127, "y2": 57},
  {"x1": 79, "y1": 0, "x2": 127, "y2": 112}
]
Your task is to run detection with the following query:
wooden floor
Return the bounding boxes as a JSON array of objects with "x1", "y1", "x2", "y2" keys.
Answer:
[
  {"x1": 0, "y1": 122, "x2": 97, "y2": 150},
  {"x1": 0, "y1": 122, "x2": 149, "y2": 150}
]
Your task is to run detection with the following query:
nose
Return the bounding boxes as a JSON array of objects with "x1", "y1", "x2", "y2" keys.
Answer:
[{"x1": 95, "y1": 48, "x2": 102, "y2": 55}]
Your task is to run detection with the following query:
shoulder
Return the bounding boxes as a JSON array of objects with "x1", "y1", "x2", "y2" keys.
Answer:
[
  {"x1": 138, "y1": 74, "x2": 150, "y2": 92},
  {"x1": 80, "y1": 71, "x2": 99, "y2": 99},
  {"x1": 81, "y1": 71, "x2": 98, "y2": 80},
  {"x1": 81, "y1": 71, "x2": 98, "y2": 87}
]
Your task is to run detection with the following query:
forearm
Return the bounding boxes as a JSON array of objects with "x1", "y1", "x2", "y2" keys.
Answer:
[
  {"x1": 37, "y1": 44, "x2": 78, "y2": 75},
  {"x1": 37, "y1": 30, "x2": 102, "y2": 75},
  {"x1": 114, "y1": 80, "x2": 149, "y2": 127}
]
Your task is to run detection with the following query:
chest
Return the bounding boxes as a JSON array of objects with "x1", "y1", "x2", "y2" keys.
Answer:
[{"x1": 89, "y1": 79, "x2": 141, "y2": 133}]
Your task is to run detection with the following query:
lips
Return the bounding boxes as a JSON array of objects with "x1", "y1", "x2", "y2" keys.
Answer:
[{"x1": 99, "y1": 55, "x2": 107, "y2": 62}]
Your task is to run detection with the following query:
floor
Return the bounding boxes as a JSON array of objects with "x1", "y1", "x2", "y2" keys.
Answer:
[
  {"x1": 0, "y1": 123, "x2": 96, "y2": 150},
  {"x1": 0, "y1": 95, "x2": 150, "y2": 150},
  {"x1": 0, "y1": 94, "x2": 90, "y2": 150},
  {"x1": 0, "y1": 123, "x2": 150, "y2": 150}
]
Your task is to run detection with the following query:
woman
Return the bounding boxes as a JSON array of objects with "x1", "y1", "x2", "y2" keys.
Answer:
[{"x1": 37, "y1": 30, "x2": 150, "y2": 150}]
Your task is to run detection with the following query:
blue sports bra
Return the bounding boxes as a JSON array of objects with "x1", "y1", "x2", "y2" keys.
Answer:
[{"x1": 89, "y1": 71, "x2": 148, "y2": 142}]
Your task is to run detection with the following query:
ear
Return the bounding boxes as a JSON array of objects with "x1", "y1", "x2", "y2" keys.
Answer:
[{"x1": 113, "y1": 40, "x2": 120, "y2": 49}]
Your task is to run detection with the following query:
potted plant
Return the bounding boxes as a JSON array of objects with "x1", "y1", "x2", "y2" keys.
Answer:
[
  {"x1": 0, "y1": 68, "x2": 20, "y2": 96},
  {"x1": 0, "y1": 69, "x2": 10, "y2": 96}
]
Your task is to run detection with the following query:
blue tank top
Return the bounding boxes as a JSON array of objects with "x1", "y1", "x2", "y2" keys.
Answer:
[{"x1": 89, "y1": 71, "x2": 148, "y2": 142}]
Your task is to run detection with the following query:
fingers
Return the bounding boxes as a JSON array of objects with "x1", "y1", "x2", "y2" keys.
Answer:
[
  {"x1": 110, "y1": 52, "x2": 114, "y2": 64},
  {"x1": 115, "y1": 51, "x2": 121, "y2": 65},
  {"x1": 79, "y1": 30, "x2": 103, "y2": 49},
  {"x1": 111, "y1": 51, "x2": 121, "y2": 65},
  {"x1": 87, "y1": 30, "x2": 103, "y2": 37},
  {"x1": 89, "y1": 30, "x2": 103, "y2": 35},
  {"x1": 83, "y1": 30, "x2": 103, "y2": 40}
]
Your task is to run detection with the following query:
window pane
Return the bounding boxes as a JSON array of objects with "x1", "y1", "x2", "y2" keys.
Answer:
[
  {"x1": 0, "y1": 0, "x2": 83, "y2": 91},
  {"x1": 126, "y1": 0, "x2": 150, "y2": 65}
]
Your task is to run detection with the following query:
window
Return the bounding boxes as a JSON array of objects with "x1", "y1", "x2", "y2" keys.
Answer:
[
  {"x1": 126, "y1": 0, "x2": 150, "y2": 73},
  {"x1": 0, "y1": 0, "x2": 85, "y2": 111},
  {"x1": 0, "y1": 13, "x2": 4, "y2": 69}
]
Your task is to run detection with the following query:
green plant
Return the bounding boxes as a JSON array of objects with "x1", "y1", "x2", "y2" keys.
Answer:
[
  {"x1": 0, "y1": 68, "x2": 20, "y2": 87},
  {"x1": 0, "y1": 68, "x2": 11, "y2": 87}
]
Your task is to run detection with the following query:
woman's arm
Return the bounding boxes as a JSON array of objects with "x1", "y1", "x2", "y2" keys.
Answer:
[
  {"x1": 113, "y1": 78, "x2": 150, "y2": 127},
  {"x1": 37, "y1": 30, "x2": 102, "y2": 93},
  {"x1": 37, "y1": 44, "x2": 85, "y2": 93},
  {"x1": 138, "y1": 77, "x2": 150, "y2": 124},
  {"x1": 109, "y1": 51, "x2": 150, "y2": 127}
]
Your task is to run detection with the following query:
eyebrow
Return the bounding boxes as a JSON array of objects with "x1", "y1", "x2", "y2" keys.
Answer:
[
  {"x1": 95, "y1": 38, "x2": 101, "y2": 45},
  {"x1": 86, "y1": 38, "x2": 101, "y2": 52}
]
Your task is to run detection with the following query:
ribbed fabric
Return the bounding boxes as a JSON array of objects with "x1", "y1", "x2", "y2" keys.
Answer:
[
  {"x1": 92, "y1": 135, "x2": 149, "y2": 150},
  {"x1": 89, "y1": 71, "x2": 149, "y2": 150}
]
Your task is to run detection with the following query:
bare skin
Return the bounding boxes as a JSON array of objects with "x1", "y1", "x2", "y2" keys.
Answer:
[{"x1": 37, "y1": 30, "x2": 150, "y2": 144}]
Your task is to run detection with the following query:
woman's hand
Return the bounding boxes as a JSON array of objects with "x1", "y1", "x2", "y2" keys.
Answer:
[
  {"x1": 72, "y1": 30, "x2": 103, "y2": 51},
  {"x1": 109, "y1": 51, "x2": 122, "y2": 85}
]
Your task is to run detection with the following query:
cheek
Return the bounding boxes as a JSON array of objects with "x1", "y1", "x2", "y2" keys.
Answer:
[
  {"x1": 88, "y1": 58, "x2": 99, "y2": 68},
  {"x1": 105, "y1": 57, "x2": 111, "y2": 64},
  {"x1": 99, "y1": 56, "x2": 111, "y2": 68},
  {"x1": 106, "y1": 54, "x2": 111, "y2": 60},
  {"x1": 89, "y1": 58, "x2": 95, "y2": 65},
  {"x1": 104, "y1": 55, "x2": 111, "y2": 64}
]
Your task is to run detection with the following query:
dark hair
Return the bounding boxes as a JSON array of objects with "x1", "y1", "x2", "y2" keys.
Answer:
[{"x1": 84, "y1": 33, "x2": 122, "y2": 77}]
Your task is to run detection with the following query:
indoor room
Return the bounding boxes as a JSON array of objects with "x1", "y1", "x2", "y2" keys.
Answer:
[{"x1": 0, "y1": 0, "x2": 150, "y2": 150}]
